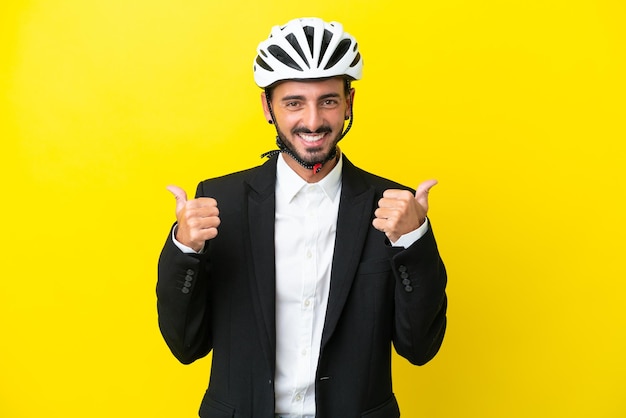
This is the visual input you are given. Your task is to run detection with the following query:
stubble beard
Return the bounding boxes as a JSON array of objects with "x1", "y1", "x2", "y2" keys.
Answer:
[{"x1": 276, "y1": 125, "x2": 341, "y2": 165}]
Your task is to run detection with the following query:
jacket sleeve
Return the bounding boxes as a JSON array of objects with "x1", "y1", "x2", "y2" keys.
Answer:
[
  {"x1": 389, "y1": 224, "x2": 447, "y2": 366},
  {"x1": 156, "y1": 224, "x2": 213, "y2": 365}
]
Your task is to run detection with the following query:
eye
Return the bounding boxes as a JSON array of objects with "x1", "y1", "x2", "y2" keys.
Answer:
[
  {"x1": 321, "y1": 99, "x2": 339, "y2": 107},
  {"x1": 284, "y1": 101, "x2": 301, "y2": 108}
]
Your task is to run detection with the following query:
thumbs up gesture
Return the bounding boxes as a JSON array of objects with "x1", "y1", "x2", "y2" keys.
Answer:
[
  {"x1": 166, "y1": 185, "x2": 221, "y2": 252},
  {"x1": 372, "y1": 179, "x2": 438, "y2": 243}
]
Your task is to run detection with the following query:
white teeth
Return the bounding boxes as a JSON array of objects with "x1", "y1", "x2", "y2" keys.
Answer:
[{"x1": 299, "y1": 133, "x2": 325, "y2": 142}]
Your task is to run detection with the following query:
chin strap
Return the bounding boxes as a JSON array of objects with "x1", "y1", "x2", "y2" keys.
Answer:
[{"x1": 261, "y1": 136, "x2": 337, "y2": 174}]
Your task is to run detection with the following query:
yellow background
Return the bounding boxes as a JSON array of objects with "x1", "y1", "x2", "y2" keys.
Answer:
[{"x1": 1, "y1": 0, "x2": 625, "y2": 416}]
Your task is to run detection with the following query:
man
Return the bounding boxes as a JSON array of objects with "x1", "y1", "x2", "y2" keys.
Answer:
[{"x1": 157, "y1": 17, "x2": 447, "y2": 418}]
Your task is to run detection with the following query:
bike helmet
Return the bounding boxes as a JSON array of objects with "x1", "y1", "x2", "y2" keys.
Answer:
[{"x1": 253, "y1": 17, "x2": 363, "y2": 88}]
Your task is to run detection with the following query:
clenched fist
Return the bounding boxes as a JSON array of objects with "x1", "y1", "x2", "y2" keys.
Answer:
[
  {"x1": 167, "y1": 185, "x2": 221, "y2": 252},
  {"x1": 372, "y1": 179, "x2": 438, "y2": 243}
]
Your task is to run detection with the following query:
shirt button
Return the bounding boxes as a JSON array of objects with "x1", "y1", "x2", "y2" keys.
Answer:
[
  {"x1": 295, "y1": 393, "x2": 303, "y2": 402},
  {"x1": 301, "y1": 348, "x2": 308, "y2": 356},
  {"x1": 304, "y1": 299, "x2": 311, "y2": 307},
  {"x1": 306, "y1": 250, "x2": 312, "y2": 259}
]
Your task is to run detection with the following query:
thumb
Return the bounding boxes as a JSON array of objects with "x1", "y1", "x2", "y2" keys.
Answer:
[
  {"x1": 414, "y1": 179, "x2": 438, "y2": 213},
  {"x1": 166, "y1": 184, "x2": 188, "y2": 215}
]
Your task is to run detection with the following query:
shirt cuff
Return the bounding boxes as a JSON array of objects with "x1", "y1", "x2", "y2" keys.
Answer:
[
  {"x1": 172, "y1": 224, "x2": 205, "y2": 254},
  {"x1": 390, "y1": 218, "x2": 430, "y2": 249}
]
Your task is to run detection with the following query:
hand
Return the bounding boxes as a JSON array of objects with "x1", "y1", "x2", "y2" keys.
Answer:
[
  {"x1": 167, "y1": 185, "x2": 220, "y2": 252},
  {"x1": 372, "y1": 179, "x2": 438, "y2": 243}
]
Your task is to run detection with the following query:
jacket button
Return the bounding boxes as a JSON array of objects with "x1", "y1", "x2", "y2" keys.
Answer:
[
  {"x1": 186, "y1": 269, "x2": 195, "y2": 276},
  {"x1": 181, "y1": 287, "x2": 190, "y2": 294},
  {"x1": 398, "y1": 265, "x2": 407, "y2": 273},
  {"x1": 402, "y1": 279, "x2": 411, "y2": 286},
  {"x1": 404, "y1": 285, "x2": 413, "y2": 292}
]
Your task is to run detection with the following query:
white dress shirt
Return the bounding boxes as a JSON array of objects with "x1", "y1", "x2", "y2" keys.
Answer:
[
  {"x1": 273, "y1": 154, "x2": 342, "y2": 417},
  {"x1": 172, "y1": 154, "x2": 429, "y2": 418}
]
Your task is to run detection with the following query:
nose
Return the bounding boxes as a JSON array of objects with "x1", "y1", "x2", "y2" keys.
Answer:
[{"x1": 303, "y1": 106, "x2": 324, "y2": 130}]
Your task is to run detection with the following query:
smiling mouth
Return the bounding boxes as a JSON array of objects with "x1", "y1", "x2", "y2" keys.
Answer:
[{"x1": 297, "y1": 132, "x2": 328, "y2": 143}]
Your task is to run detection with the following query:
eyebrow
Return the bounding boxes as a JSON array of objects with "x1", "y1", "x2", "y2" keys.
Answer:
[{"x1": 280, "y1": 93, "x2": 342, "y2": 102}]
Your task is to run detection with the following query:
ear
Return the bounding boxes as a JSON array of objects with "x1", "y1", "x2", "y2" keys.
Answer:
[
  {"x1": 345, "y1": 87, "x2": 356, "y2": 119},
  {"x1": 261, "y1": 91, "x2": 273, "y2": 123}
]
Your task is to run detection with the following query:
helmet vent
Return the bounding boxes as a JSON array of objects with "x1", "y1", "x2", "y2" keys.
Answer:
[
  {"x1": 303, "y1": 26, "x2": 315, "y2": 57},
  {"x1": 349, "y1": 52, "x2": 361, "y2": 68},
  {"x1": 285, "y1": 33, "x2": 310, "y2": 68},
  {"x1": 268, "y1": 45, "x2": 303, "y2": 71},
  {"x1": 318, "y1": 29, "x2": 333, "y2": 67},
  {"x1": 325, "y1": 39, "x2": 351, "y2": 70},
  {"x1": 256, "y1": 56, "x2": 273, "y2": 72}
]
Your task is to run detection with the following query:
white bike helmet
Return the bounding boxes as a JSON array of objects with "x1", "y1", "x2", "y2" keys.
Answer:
[{"x1": 253, "y1": 17, "x2": 363, "y2": 88}]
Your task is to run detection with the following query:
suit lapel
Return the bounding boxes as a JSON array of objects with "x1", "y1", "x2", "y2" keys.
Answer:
[
  {"x1": 244, "y1": 157, "x2": 278, "y2": 374},
  {"x1": 321, "y1": 157, "x2": 376, "y2": 349}
]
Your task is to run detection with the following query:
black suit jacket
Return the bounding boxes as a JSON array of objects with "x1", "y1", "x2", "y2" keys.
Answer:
[{"x1": 157, "y1": 155, "x2": 447, "y2": 418}]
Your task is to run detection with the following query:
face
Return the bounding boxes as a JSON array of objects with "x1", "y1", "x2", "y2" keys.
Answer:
[{"x1": 263, "y1": 77, "x2": 354, "y2": 168}]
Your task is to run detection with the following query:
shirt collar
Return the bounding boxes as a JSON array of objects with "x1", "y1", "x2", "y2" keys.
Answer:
[{"x1": 276, "y1": 153, "x2": 343, "y2": 203}]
